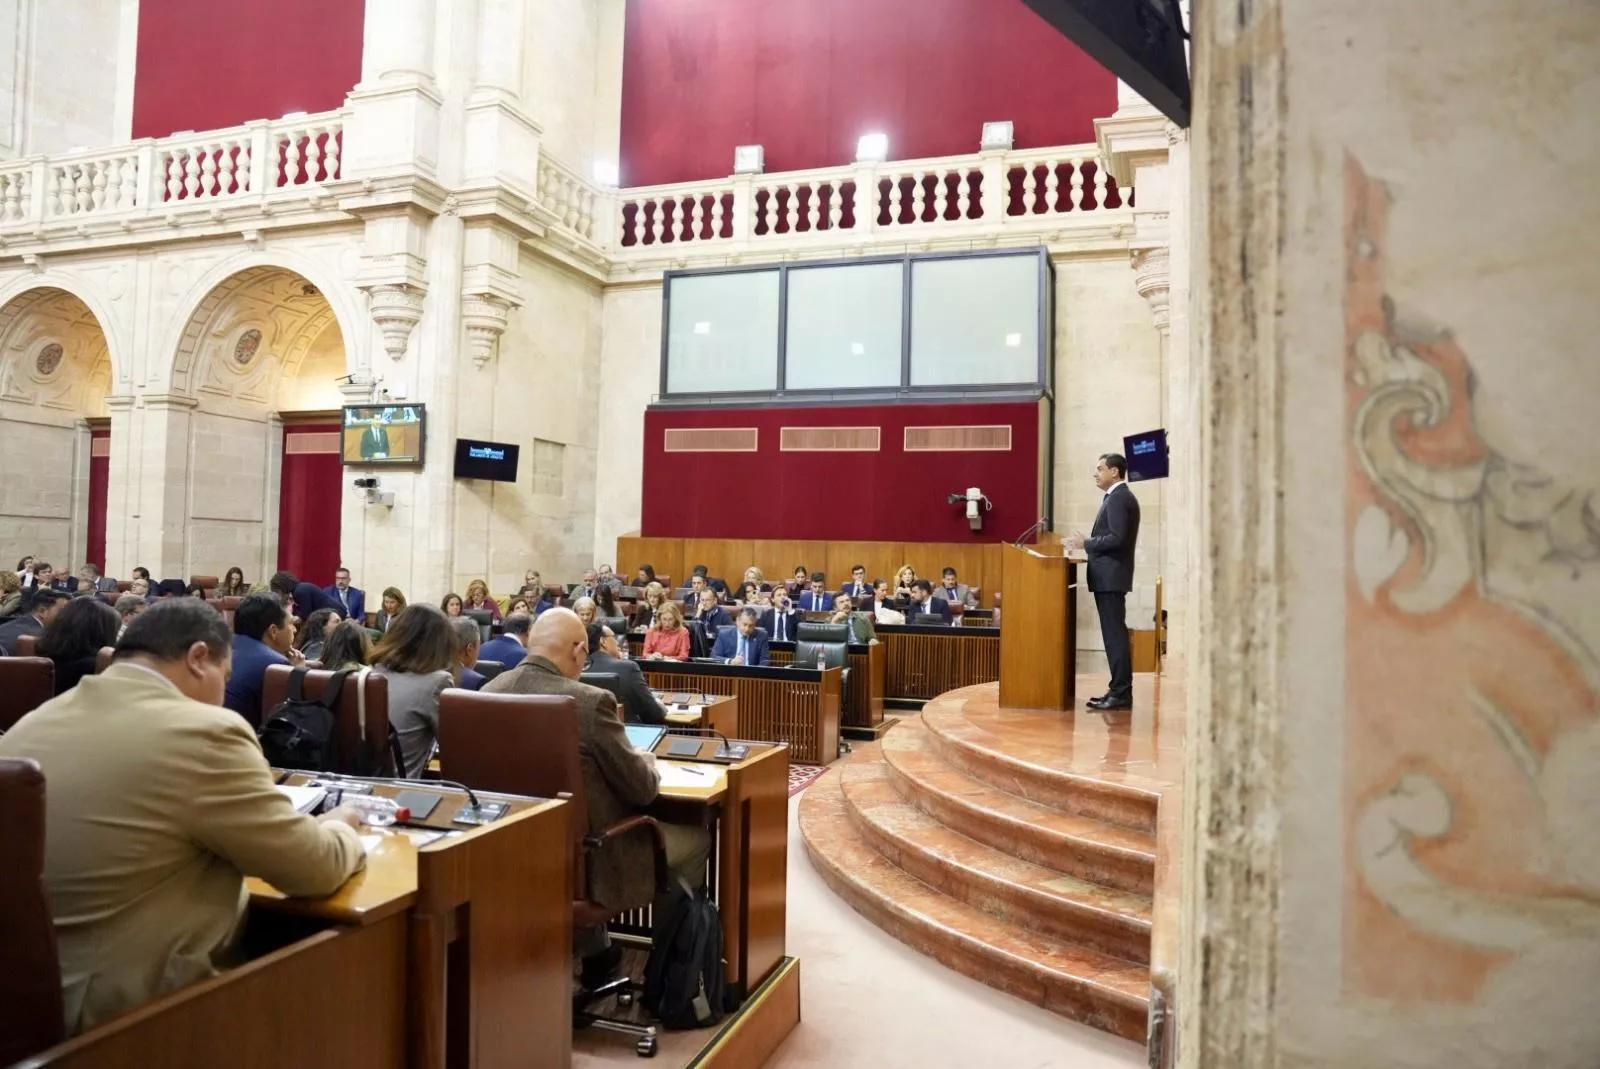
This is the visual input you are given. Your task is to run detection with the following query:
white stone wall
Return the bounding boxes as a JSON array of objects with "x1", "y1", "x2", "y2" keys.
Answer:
[
  {"x1": 591, "y1": 282, "x2": 661, "y2": 562},
  {"x1": 184, "y1": 411, "x2": 273, "y2": 578},
  {"x1": 521, "y1": 0, "x2": 614, "y2": 175},
  {"x1": 0, "y1": 416, "x2": 81, "y2": 564},
  {"x1": 0, "y1": 0, "x2": 121, "y2": 159}
]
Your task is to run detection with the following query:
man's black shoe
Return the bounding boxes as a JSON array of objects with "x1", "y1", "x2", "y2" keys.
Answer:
[{"x1": 1095, "y1": 695, "x2": 1132, "y2": 711}]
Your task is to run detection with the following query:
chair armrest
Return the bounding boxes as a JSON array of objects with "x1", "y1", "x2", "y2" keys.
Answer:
[{"x1": 584, "y1": 813, "x2": 671, "y2": 891}]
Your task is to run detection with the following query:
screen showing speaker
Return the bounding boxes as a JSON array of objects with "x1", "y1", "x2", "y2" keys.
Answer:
[
  {"x1": 453, "y1": 438, "x2": 520, "y2": 482},
  {"x1": 342, "y1": 405, "x2": 426, "y2": 467},
  {"x1": 1123, "y1": 428, "x2": 1169, "y2": 481}
]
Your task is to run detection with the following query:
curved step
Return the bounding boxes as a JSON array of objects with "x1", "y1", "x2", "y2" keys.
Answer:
[
  {"x1": 800, "y1": 766, "x2": 1150, "y2": 1042},
  {"x1": 882, "y1": 719, "x2": 1156, "y2": 896},
  {"x1": 921, "y1": 695, "x2": 1160, "y2": 834},
  {"x1": 838, "y1": 756, "x2": 1152, "y2": 965}
]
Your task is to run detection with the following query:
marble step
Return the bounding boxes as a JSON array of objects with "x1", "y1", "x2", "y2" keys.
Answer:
[
  {"x1": 839, "y1": 755, "x2": 1153, "y2": 965},
  {"x1": 920, "y1": 702, "x2": 1160, "y2": 834},
  {"x1": 800, "y1": 766, "x2": 1150, "y2": 1042},
  {"x1": 882, "y1": 719, "x2": 1157, "y2": 896}
]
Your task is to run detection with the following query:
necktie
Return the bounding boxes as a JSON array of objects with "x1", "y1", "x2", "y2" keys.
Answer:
[
  {"x1": 847, "y1": 618, "x2": 858, "y2": 644},
  {"x1": 777, "y1": 614, "x2": 785, "y2": 641},
  {"x1": 738, "y1": 637, "x2": 747, "y2": 662}
]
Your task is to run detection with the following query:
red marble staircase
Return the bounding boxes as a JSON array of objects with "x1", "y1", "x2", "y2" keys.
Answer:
[{"x1": 799, "y1": 702, "x2": 1161, "y2": 1042}]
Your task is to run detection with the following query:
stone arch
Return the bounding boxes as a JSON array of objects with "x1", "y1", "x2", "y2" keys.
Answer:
[
  {"x1": 0, "y1": 271, "x2": 126, "y2": 385},
  {"x1": 159, "y1": 247, "x2": 366, "y2": 404},
  {"x1": 0, "y1": 286, "x2": 114, "y2": 418}
]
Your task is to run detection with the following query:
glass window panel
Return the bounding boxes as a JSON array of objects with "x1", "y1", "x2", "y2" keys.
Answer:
[
  {"x1": 665, "y1": 271, "x2": 780, "y2": 394},
  {"x1": 909, "y1": 254, "x2": 1041, "y2": 386},
  {"x1": 784, "y1": 262, "x2": 904, "y2": 390}
]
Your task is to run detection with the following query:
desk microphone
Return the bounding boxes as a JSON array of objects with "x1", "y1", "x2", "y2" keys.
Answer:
[
  {"x1": 666, "y1": 725, "x2": 750, "y2": 761},
  {"x1": 1012, "y1": 517, "x2": 1048, "y2": 546},
  {"x1": 310, "y1": 772, "x2": 486, "y2": 811}
]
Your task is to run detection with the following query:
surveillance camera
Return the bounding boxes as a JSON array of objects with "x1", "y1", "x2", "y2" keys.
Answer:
[{"x1": 353, "y1": 476, "x2": 378, "y2": 490}]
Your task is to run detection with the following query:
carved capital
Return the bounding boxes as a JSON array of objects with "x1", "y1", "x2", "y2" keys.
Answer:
[
  {"x1": 364, "y1": 284, "x2": 426, "y2": 361},
  {"x1": 1131, "y1": 246, "x2": 1172, "y2": 335},
  {"x1": 461, "y1": 295, "x2": 513, "y2": 370}
]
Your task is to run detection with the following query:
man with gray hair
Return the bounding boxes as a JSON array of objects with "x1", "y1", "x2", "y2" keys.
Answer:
[
  {"x1": 477, "y1": 611, "x2": 531, "y2": 671},
  {"x1": 484, "y1": 608, "x2": 710, "y2": 992},
  {"x1": 450, "y1": 616, "x2": 487, "y2": 691},
  {"x1": 113, "y1": 594, "x2": 147, "y2": 639}
]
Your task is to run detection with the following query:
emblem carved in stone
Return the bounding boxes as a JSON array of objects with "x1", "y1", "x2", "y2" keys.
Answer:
[
  {"x1": 233, "y1": 328, "x2": 262, "y2": 367},
  {"x1": 35, "y1": 342, "x2": 64, "y2": 376}
]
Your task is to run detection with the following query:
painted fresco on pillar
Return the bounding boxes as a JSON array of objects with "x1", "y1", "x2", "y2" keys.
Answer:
[{"x1": 1343, "y1": 157, "x2": 1600, "y2": 1007}]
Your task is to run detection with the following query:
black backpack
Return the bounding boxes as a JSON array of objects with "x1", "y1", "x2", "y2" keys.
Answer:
[
  {"x1": 642, "y1": 876, "x2": 729, "y2": 1030},
  {"x1": 257, "y1": 667, "x2": 351, "y2": 772}
]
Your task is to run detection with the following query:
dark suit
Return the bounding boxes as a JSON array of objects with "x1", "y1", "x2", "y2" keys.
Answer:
[
  {"x1": 799, "y1": 591, "x2": 835, "y2": 612},
  {"x1": 223, "y1": 635, "x2": 288, "y2": 727},
  {"x1": 482, "y1": 657, "x2": 706, "y2": 913},
  {"x1": 324, "y1": 585, "x2": 365, "y2": 621},
  {"x1": 587, "y1": 651, "x2": 666, "y2": 725},
  {"x1": 907, "y1": 596, "x2": 953, "y2": 624},
  {"x1": 49, "y1": 577, "x2": 79, "y2": 594},
  {"x1": 477, "y1": 635, "x2": 527, "y2": 672},
  {"x1": 711, "y1": 626, "x2": 770, "y2": 667},
  {"x1": 1086, "y1": 482, "x2": 1141, "y2": 700},
  {"x1": 841, "y1": 580, "x2": 872, "y2": 602},
  {"x1": 0, "y1": 613, "x2": 45, "y2": 656},
  {"x1": 689, "y1": 605, "x2": 730, "y2": 639},
  {"x1": 460, "y1": 666, "x2": 488, "y2": 692},
  {"x1": 760, "y1": 608, "x2": 802, "y2": 644},
  {"x1": 360, "y1": 424, "x2": 390, "y2": 459}
]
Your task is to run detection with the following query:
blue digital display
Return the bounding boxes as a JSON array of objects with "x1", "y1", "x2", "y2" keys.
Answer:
[{"x1": 453, "y1": 438, "x2": 520, "y2": 482}]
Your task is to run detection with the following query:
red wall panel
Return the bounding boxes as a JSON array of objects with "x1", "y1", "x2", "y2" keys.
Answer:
[
  {"x1": 642, "y1": 401, "x2": 1046, "y2": 542},
  {"x1": 277, "y1": 426, "x2": 344, "y2": 586},
  {"x1": 620, "y1": 0, "x2": 1116, "y2": 186},
  {"x1": 86, "y1": 430, "x2": 109, "y2": 571},
  {"x1": 132, "y1": 0, "x2": 366, "y2": 140}
]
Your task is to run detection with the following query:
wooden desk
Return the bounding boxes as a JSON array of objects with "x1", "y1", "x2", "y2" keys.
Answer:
[
  {"x1": 876, "y1": 623, "x2": 1002, "y2": 702},
  {"x1": 636, "y1": 661, "x2": 841, "y2": 764},
  {"x1": 254, "y1": 778, "x2": 572, "y2": 1069},
  {"x1": 639, "y1": 740, "x2": 790, "y2": 1001},
  {"x1": 656, "y1": 691, "x2": 739, "y2": 738},
  {"x1": 767, "y1": 641, "x2": 885, "y2": 730}
]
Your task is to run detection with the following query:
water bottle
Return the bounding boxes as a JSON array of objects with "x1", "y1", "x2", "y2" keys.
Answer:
[
  {"x1": 815, "y1": 648, "x2": 826, "y2": 671},
  {"x1": 335, "y1": 792, "x2": 409, "y2": 827}
]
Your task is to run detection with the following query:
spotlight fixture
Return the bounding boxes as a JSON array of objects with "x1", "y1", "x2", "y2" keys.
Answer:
[
  {"x1": 855, "y1": 133, "x2": 889, "y2": 163},
  {"x1": 733, "y1": 145, "x2": 765, "y2": 175},
  {"x1": 980, "y1": 121, "x2": 1015, "y2": 151},
  {"x1": 592, "y1": 160, "x2": 620, "y2": 187}
]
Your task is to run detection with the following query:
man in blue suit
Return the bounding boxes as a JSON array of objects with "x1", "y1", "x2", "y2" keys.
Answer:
[
  {"x1": 224, "y1": 594, "x2": 302, "y2": 726},
  {"x1": 324, "y1": 567, "x2": 366, "y2": 623},
  {"x1": 798, "y1": 573, "x2": 834, "y2": 612},
  {"x1": 905, "y1": 579, "x2": 952, "y2": 624},
  {"x1": 478, "y1": 612, "x2": 532, "y2": 671},
  {"x1": 452, "y1": 618, "x2": 488, "y2": 691},
  {"x1": 761, "y1": 588, "x2": 803, "y2": 643},
  {"x1": 689, "y1": 589, "x2": 731, "y2": 648},
  {"x1": 712, "y1": 607, "x2": 770, "y2": 666}
]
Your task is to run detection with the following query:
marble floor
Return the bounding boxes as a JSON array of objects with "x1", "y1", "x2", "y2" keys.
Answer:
[{"x1": 767, "y1": 793, "x2": 1143, "y2": 1069}]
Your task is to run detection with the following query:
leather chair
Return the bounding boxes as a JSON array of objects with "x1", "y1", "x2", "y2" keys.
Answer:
[
  {"x1": 0, "y1": 658, "x2": 55, "y2": 732},
  {"x1": 437, "y1": 690, "x2": 666, "y2": 1055},
  {"x1": 189, "y1": 575, "x2": 219, "y2": 597},
  {"x1": 795, "y1": 622, "x2": 849, "y2": 671},
  {"x1": 260, "y1": 665, "x2": 394, "y2": 775},
  {"x1": 474, "y1": 659, "x2": 506, "y2": 681},
  {"x1": 98, "y1": 592, "x2": 120, "y2": 607},
  {"x1": 0, "y1": 758, "x2": 65, "y2": 1065},
  {"x1": 14, "y1": 633, "x2": 39, "y2": 656},
  {"x1": 94, "y1": 647, "x2": 115, "y2": 674},
  {"x1": 597, "y1": 615, "x2": 628, "y2": 637}
]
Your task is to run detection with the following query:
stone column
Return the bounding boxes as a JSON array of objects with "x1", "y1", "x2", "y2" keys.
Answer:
[
  {"x1": 462, "y1": 0, "x2": 542, "y2": 192},
  {"x1": 344, "y1": 0, "x2": 443, "y2": 180},
  {"x1": 358, "y1": 0, "x2": 439, "y2": 88},
  {"x1": 101, "y1": 395, "x2": 136, "y2": 577},
  {"x1": 131, "y1": 393, "x2": 197, "y2": 579}
]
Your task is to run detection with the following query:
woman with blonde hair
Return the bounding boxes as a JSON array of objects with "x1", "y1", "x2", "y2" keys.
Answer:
[
  {"x1": 371, "y1": 604, "x2": 458, "y2": 777},
  {"x1": 741, "y1": 566, "x2": 766, "y2": 590},
  {"x1": 632, "y1": 581, "x2": 667, "y2": 630},
  {"x1": 0, "y1": 569, "x2": 23, "y2": 619},
  {"x1": 643, "y1": 600, "x2": 690, "y2": 661},
  {"x1": 893, "y1": 564, "x2": 917, "y2": 601},
  {"x1": 572, "y1": 596, "x2": 598, "y2": 627},
  {"x1": 463, "y1": 578, "x2": 502, "y2": 622}
]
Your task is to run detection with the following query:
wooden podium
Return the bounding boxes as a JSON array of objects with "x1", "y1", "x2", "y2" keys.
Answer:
[{"x1": 998, "y1": 543, "x2": 1078, "y2": 709}]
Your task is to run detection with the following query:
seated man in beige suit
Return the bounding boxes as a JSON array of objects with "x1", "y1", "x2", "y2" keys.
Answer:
[
  {"x1": 483, "y1": 606, "x2": 710, "y2": 991},
  {"x1": 0, "y1": 598, "x2": 367, "y2": 1036}
]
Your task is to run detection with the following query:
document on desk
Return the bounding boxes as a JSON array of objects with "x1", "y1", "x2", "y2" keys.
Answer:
[
  {"x1": 277, "y1": 784, "x2": 327, "y2": 814},
  {"x1": 656, "y1": 762, "x2": 726, "y2": 791}
]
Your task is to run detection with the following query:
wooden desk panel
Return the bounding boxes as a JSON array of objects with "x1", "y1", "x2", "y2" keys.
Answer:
[
  {"x1": 18, "y1": 917, "x2": 409, "y2": 1069},
  {"x1": 658, "y1": 692, "x2": 740, "y2": 738},
  {"x1": 768, "y1": 642, "x2": 884, "y2": 729},
  {"x1": 640, "y1": 663, "x2": 840, "y2": 764},
  {"x1": 878, "y1": 626, "x2": 1002, "y2": 700}
]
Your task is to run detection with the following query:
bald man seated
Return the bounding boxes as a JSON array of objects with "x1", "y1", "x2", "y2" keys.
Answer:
[{"x1": 482, "y1": 607, "x2": 711, "y2": 992}]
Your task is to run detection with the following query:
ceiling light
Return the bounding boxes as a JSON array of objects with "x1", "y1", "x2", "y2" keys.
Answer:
[
  {"x1": 593, "y1": 160, "x2": 620, "y2": 186},
  {"x1": 694, "y1": 322, "x2": 712, "y2": 335},
  {"x1": 980, "y1": 121, "x2": 1014, "y2": 151},
  {"x1": 850, "y1": 342, "x2": 866, "y2": 355},
  {"x1": 855, "y1": 133, "x2": 888, "y2": 163},
  {"x1": 1004, "y1": 332, "x2": 1023, "y2": 347}
]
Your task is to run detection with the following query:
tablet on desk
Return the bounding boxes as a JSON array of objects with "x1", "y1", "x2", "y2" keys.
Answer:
[{"x1": 625, "y1": 724, "x2": 667, "y2": 751}]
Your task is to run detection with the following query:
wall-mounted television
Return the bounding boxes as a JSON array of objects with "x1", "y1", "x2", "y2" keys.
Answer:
[
  {"x1": 1123, "y1": 428, "x2": 1169, "y2": 481},
  {"x1": 341, "y1": 404, "x2": 426, "y2": 467},
  {"x1": 454, "y1": 438, "x2": 520, "y2": 482}
]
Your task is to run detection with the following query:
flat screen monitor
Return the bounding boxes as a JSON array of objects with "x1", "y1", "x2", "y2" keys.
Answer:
[
  {"x1": 454, "y1": 438, "x2": 520, "y2": 482},
  {"x1": 1123, "y1": 428, "x2": 1170, "y2": 481},
  {"x1": 342, "y1": 404, "x2": 426, "y2": 467}
]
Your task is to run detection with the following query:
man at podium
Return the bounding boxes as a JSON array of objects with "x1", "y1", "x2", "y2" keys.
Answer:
[{"x1": 1066, "y1": 452, "x2": 1141, "y2": 710}]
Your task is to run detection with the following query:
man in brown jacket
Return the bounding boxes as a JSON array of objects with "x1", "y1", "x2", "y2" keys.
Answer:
[
  {"x1": 0, "y1": 599, "x2": 367, "y2": 1035},
  {"x1": 483, "y1": 607, "x2": 710, "y2": 986}
]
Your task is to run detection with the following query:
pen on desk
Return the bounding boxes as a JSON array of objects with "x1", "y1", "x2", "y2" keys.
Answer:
[{"x1": 678, "y1": 765, "x2": 709, "y2": 777}]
